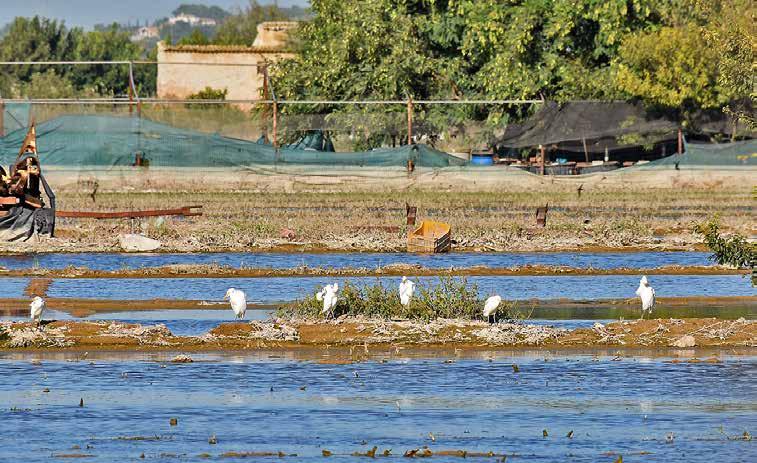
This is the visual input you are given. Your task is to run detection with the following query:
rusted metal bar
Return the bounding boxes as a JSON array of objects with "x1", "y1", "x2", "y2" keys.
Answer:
[
  {"x1": 56, "y1": 205, "x2": 202, "y2": 219},
  {"x1": 407, "y1": 97, "x2": 414, "y2": 145},
  {"x1": 405, "y1": 203, "x2": 417, "y2": 226},
  {"x1": 0, "y1": 197, "x2": 20, "y2": 205},
  {"x1": 536, "y1": 204, "x2": 548, "y2": 227}
]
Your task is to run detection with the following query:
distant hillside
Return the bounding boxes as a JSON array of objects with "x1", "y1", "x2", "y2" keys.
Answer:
[{"x1": 173, "y1": 4, "x2": 230, "y2": 22}]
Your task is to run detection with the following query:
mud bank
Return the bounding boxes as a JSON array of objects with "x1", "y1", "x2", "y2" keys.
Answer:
[
  {"x1": 1, "y1": 318, "x2": 754, "y2": 352},
  {"x1": 0, "y1": 263, "x2": 745, "y2": 279},
  {"x1": 1, "y1": 295, "x2": 754, "y2": 318}
]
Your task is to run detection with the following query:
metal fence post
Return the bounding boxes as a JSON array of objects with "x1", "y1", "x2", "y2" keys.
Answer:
[{"x1": 407, "y1": 97, "x2": 413, "y2": 145}]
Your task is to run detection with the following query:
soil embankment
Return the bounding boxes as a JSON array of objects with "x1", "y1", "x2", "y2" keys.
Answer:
[{"x1": 1, "y1": 318, "x2": 753, "y2": 353}]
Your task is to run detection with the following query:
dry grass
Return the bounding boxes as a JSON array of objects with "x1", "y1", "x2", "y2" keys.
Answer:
[{"x1": 11, "y1": 172, "x2": 753, "y2": 253}]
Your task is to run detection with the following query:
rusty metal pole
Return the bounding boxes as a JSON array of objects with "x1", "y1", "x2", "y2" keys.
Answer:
[
  {"x1": 540, "y1": 144, "x2": 545, "y2": 175},
  {"x1": 407, "y1": 97, "x2": 413, "y2": 146},
  {"x1": 272, "y1": 99, "x2": 278, "y2": 149},
  {"x1": 677, "y1": 127, "x2": 683, "y2": 155}
]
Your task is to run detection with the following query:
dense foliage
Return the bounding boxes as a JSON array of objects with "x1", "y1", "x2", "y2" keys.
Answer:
[
  {"x1": 694, "y1": 218, "x2": 755, "y2": 269},
  {"x1": 0, "y1": 17, "x2": 151, "y2": 97},
  {"x1": 272, "y1": 0, "x2": 754, "y2": 134},
  {"x1": 279, "y1": 277, "x2": 517, "y2": 321}
]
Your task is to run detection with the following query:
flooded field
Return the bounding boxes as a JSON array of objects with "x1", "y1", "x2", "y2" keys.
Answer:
[
  {"x1": 1, "y1": 352, "x2": 755, "y2": 462},
  {"x1": 0, "y1": 251, "x2": 715, "y2": 271},
  {"x1": 25, "y1": 274, "x2": 754, "y2": 302}
]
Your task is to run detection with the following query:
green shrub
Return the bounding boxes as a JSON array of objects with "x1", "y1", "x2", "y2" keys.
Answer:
[
  {"x1": 278, "y1": 276, "x2": 517, "y2": 321},
  {"x1": 694, "y1": 218, "x2": 755, "y2": 269}
]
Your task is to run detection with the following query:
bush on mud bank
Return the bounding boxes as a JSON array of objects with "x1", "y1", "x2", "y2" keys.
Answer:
[{"x1": 279, "y1": 277, "x2": 518, "y2": 321}]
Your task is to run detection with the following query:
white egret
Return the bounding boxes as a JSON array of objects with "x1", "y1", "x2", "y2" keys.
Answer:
[
  {"x1": 399, "y1": 276, "x2": 415, "y2": 307},
  {"x1": 483, "y1": 295, "x2": 502, "y2": 324},
  {"x1": 635, "y1": 276, "x2": 655, "y2": 319},
  {"x1": 29, "y1": 296, "x2": 46, "y2": 327},
  {"x1": 224, "y1": 288, "x2": 247, "y2": 320},
  {"x1": 320, "y1": 283, "x2": 339, "y2": 318}
]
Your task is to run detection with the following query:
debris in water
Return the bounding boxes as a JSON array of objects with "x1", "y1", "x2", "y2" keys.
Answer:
[
  {"x1": 42, "y1": 387, "x2": 50, "y2": 393},
  {"x1": 670, "y1": 335, "x2": 696, "y2": 348},
  {"x1": 512, "y1": 364, "x2": 519, "y2": 373},
  {"x1": 566, "y1": 430, "x2": 573, "y2": 439},
  {"x1": 171, "y1": 354, "x2": 193, "y2": 363},
  {"x1": 169, "y1": 418, "x2": 178, "y2": 426},
  {"x1": 666, "y1": 432, "x2": 674, "y2": 443},
  {"x1": 322, "y1": 449, "x2": 332, "y2": 457},
  {"x1": 429, "y1": 432, "x2": 435, "y2": 442},
  {"x1": 79, "y1": 398, "x2": 84, "y2": 407},
  {"x1": 543, "y1": 429, "x2": 548, "y2": 437},
  {"x1": 208, "y1": 434, "x2": 217, "y2": 445}
]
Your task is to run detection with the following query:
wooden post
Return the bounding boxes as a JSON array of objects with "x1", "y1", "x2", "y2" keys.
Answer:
[
  {"x1": 128, "y1": 82, "x2": 134, "y2": 115},
  {"x1": 407, "y1": 97, "x2": 413, "y2": 146},
  {"x1": 128, "y1": 62, "x2": 135, "y2": 115},
  {"x1": 582, "y1": 137, "x2": 589, "y2": 163},
  {"x1": 261, "y1": 64, "x2": 270, "y2": 142},
  {"x1": 539, "y1": 144, "x2": 545, "y2": 175},
  {"x1": 677, "y1": 128, "x2": 683, "y2": 154},
  {"x1": 272, "y1": 99, "x2": 278, "y2": 148}
]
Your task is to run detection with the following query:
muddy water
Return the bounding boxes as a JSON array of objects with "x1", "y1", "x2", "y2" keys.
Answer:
[
  {"x1": 37, "y1": 275, "x2": 755, "y2": 302},
  {"x1": 0, "y1": 353, "x2": 754, "y2": 462},
  {"x1": 0, "y1": 251, "x2": 714, "y2": 271}
]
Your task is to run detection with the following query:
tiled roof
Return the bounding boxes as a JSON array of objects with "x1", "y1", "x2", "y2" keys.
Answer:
[{"x1": 162, "y1": 44, "x2": 291, "y2": 54}]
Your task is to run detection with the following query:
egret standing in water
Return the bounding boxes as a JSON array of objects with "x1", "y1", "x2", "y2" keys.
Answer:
[
  {"x1": 483, "y1": 295, "x2": 502, "y2": 324},
  {"x1": 635, "y1": 276, "x2": 655, "y2": 319},
  {"x1": 224, "y1": 288, "x2": 247, "y2": 320},
  {"x1": 30, "y1": 296, "x2": 46, "y2": 328},
  {"x1": 399, "y1": 276, "x2": 415, "y2": 307}
]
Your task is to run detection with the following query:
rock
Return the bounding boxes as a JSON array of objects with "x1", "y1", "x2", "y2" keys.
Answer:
[
  {"x1": 119, "y1": 234, "x2": 161, "y2": 252},
  {"x1": 171, "y1": 354, "x2": 193, "y2": 363},
  {"x1": 670, "y1": 335, "x2": 696, "y2": 348},
  {"x1": 279, "y1": 228, "x2": 296, "y2": 240}
]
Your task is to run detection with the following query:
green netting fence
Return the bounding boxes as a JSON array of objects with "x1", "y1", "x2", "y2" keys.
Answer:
[
  {"x1": 0, "y1": 113, "x2": 466, "y2": 169},
  {"x1": 636, "y1": 138, "x2": 757, "y2": 169},
  {"x1": 0, "y1": 104, "x2": 754, "y2": 173}
]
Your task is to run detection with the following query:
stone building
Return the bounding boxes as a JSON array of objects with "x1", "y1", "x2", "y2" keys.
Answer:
[{"x1": 156, "y1": 22, "x2": 297, "y2": 105}]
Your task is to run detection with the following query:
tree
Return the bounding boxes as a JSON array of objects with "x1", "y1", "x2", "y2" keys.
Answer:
[
  {"x1": 272, "y1": 0, "x2": 670, "y2": 147},
  {"x1": 178, "y1": 28, "x2": 210, "y2": 45},
  {"x1": 71, "y1": 24, "x2": 143, "y2": 96},
  {"x1": 0, "y1": 17, "x2": 149, "y2": 98},
  {"x1": 614, "y1": 26, "x2": 727, "y2": 112},
  {"x1": 213, "y1": 0, "x2": 288, "y2": 45}
]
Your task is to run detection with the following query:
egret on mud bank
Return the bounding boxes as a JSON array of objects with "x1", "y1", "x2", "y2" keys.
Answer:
[
  {"x1": 635, "y1": 276, "x2": 655, "y2": 319},
  {"x1": 399, "y1": 276, "x2": 415, "y2": 307},
  {"x1": 30, "y1": 296, "x2": 45, "y2": 327},
  {"x1": 483, "y1": 295, "x2": 502, "y2": 324},
  {"x1": 320, "y1": 283, "x2": 339, "y2": 317},
  {"x1": 224, "y1": 288, "x2": 247, "y2": 320}
]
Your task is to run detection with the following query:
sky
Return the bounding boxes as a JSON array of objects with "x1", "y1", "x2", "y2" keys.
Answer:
[{"x1": 0, "y1": 0, "x2": 309, "y2": 29}]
